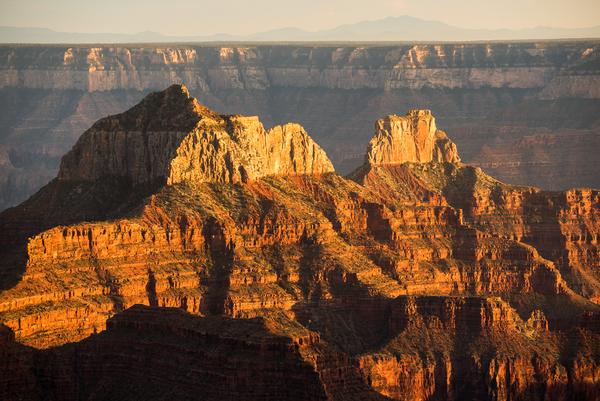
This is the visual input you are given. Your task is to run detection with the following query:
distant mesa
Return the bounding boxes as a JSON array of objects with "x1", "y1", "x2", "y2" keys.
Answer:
[{"x1": 58, "y1": 84, "x2": 334, "y2": 186}]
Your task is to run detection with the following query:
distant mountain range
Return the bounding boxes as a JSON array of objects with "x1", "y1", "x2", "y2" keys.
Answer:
[{"x1": 2, "y1": 16, "x2": 600, "y2": 43}]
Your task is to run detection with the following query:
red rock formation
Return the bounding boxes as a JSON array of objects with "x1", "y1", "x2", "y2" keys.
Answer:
[
  {"x1": 366, "y1": 110, "x2": 461, "y2": 166},
  {"x1": 59, "y1": 84, "x2": 333, "y2": 187},
  {"x1": 0, "y1": 88, "x2": 599, "y2": 400}
]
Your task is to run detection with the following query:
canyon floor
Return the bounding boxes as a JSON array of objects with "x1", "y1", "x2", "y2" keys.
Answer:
[{"x1": 0, "y1": 84, "x2": 598, "y2": 400}]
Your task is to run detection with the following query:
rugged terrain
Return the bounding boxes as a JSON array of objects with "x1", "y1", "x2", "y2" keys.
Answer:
[
  {"x1": 1, "y1": 42, "x2": 600, "y2": 211},
  {"x1": 0, "y1": 85, "x2": 598, "y2": 400}
]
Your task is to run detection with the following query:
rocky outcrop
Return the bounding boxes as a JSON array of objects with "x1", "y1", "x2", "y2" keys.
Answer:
[
  {"x1": 366, "y1": 110, "x2": 460, "y2": 165},
  {"x1": 355, "y1": 296, "x2": 599, "y2": 401},
  {"x1": 0, "y1": 90, "x2": 599, "y2": 400},
  {"x1": 3, "y1": 301, "x2": 598, "y2": 401},
  {"x1": 167, "y1": 118, "x2": 333, "y2": 185},
  {"x1": 58, "y1": 84, "x2": 333, "y2": 187},
  {"x1": 359, "y1": 149, "x2": 600, "y2": 304}
]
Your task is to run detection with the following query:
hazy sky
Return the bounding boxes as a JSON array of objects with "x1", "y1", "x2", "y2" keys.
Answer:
[{"x1": 1, "y1": 0, "x2": 600, "y2": 35}]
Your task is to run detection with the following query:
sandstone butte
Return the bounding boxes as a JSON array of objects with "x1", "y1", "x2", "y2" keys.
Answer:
[{"x1": 0, "y1": 84, "x2": 599, "y2": 401}]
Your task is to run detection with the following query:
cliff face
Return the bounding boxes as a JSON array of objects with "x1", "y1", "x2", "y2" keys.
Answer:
[
  {"x1": 356, "y1": 296, "x2": 599, "y2": 401},
  {"x1": 1, "y1": 42, "x2": 600, "y2": 211},
  {"x1": 374, "y1": 160, "x2": 600, "y2": 304},
  {"x1": 366, "y1": 110, "x2": 460, "y2": 165},
  {"x1": 58, "y1": 84, "x2": 333, "y2": 186},
  {"x1": 0, "y1": 88, "x2": 599, "y2": 400},
  {"x1": 1, "y1": 44, "x2": 598, "y2": 93}
]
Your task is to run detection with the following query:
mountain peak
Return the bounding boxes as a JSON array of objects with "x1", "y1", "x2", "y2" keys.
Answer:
[
  {"x1": 365, "y1": 109, "x2": 461, "y2": 166},
  {"x1": 57, "y1": 85, "x2": 333, "y2": 187}
]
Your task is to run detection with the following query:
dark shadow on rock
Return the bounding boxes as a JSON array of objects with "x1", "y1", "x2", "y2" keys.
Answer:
[
  {"x1": 200, "y1": 217, "x2": 234, "y2": 315},
  {"x1": 0, "y1": 176, "x2": 163, "y2": 291},
  {"x1": 146, "y1": 268, "x2": 158, "y2": 307},
  {"x1": 0, "y1": 307, "x2": 395, "y2": 401},
  {"x1": 441, "y1": 163, "x2": 479, "y2": 216}
]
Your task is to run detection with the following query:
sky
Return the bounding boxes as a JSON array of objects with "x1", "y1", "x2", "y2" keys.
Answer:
[{"x1": 1, "y1": 0, "x2": 600, "y2": 36}]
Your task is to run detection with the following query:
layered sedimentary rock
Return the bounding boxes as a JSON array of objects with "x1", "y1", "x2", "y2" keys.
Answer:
[
  {"x1": 2, "y1": 44, "x2": 598, "y2": 93},
  {"x1": 366, "y1": 110, "x2": 460, "y2": 165},
  {"x1": 1, "y1": 42, "x2": 600, "y2": 210},
  {"x1": 372, "y1": 161, "x2": 600, "y2": 304},
  {"x1": 0, "y1": 88, "x2": 599, "y2": 400},
  {"x1": 356, "y1": 296, "x2": 598, "y2": 401},
  {"x1": 59, "y1": 84, "x2": 333, "y2": 186}
]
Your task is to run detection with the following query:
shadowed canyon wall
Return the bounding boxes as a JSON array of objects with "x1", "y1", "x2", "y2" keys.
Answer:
[{"x1": 1, "y1": 42, "x2": 600, "y2": 210}]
